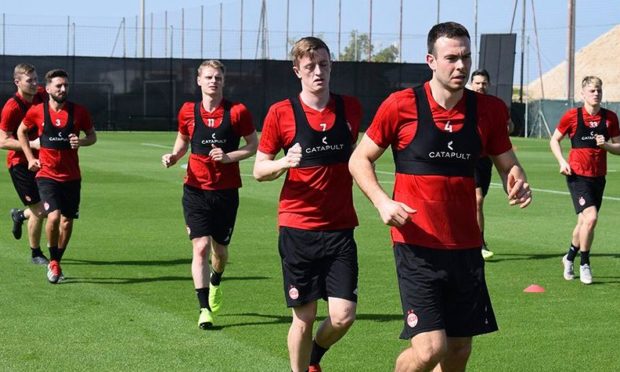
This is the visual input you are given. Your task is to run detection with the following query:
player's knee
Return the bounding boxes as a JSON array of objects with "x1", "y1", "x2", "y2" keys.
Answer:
[
  {"x1": 583, "y1": 214, "x2": 598, "y2": 229},
  {"x1": 60, "y1": 217, "x2": 73, "y2": 229},
  {"x1": 331, "y1": 308, "x2": 356, "y2": 330},
  {"x1": 292, "y1": 313, "x2": 316, "y2": 332},
  {"x1": 192, "y1": 238, "x2": 211, "y2": 258},
  {"x1": 47, "y1": 212, "x2": 61, "y2": 226},
  {"x1": 451, "y1": 342, "x2": 472, "y2": 365},
  {"x1": 413, "y1": 336, "x2": 447, "y2": 367},
  {"x1": 211, "y1": 245, "x2": 229, "y2": 262}
]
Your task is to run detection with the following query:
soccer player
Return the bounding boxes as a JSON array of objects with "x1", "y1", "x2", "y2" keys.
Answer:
[
  {"x1": 17, "y1": 68, "x2": 97, "y2": 284},
  {"x1": 161, "y1": 60, "x2": 257, "y2": 329},
  {"x1": 253, "y1": 37, "x2": 361, "y2": 372},
  {"x1": 470, "y1": 68, "x2": 514, "y2": 260},
  {"x1": 0, "y1": 63, "x2": 48, "y2": 264},
  {"x1": 349, "y1": 22, "x2": 532, "y2": 371},
  {"x1": 550, "y1": 76, "x2": 620, "y2": 285}
]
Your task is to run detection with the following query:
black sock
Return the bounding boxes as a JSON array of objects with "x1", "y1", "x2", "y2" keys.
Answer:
[
  {"x1": 310, "y1": 340, "x2": 329, "y2": 365},
  {"x1": 57, "y1": 248, "x2": 66, "y2": 262},
  {"x1": 580, "y1": 251, "x2": 590, "y2": 266},
  {"x1": 31, "y1": 247, "x2": 44, "y2": 257},
  {"x1": 196, "y1": 288, "x2": 210, "y2": 310},
  {"x1": 566, "y1": 244, "x2": 579, "y2": 261},
  {"x1": 481, "y1": 231, "x2": 486, "y2": 245},
  {"x1": 49, "y1": 246, "x2": 60, "y2": 261},
  {"x1": 210, "y1": 270, "x2": 223, "y2": 286}
]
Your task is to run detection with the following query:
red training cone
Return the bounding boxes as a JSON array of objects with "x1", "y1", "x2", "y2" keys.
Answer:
[{"x1": 523, "y1": 284, "x2": 545, "y2": 293}]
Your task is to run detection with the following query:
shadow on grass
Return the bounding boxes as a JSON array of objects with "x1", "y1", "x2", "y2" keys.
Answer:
[
  {"x1": 60, "y1": 274, "x2": 270, "y2": 285},
  {"x1": 62, "y1": 258, "x2": 191, "y2": 266},
  {"x1": 487, "y1": 252, "x2": 620, "y2": 263},
  {"x1": 215, "y1": 312, "x2": 402, "y2": 329},
  {"x1": 580, "y1": 277, "x2": 620, "y2": 284},
  {"x1": 61, "y1": 275, "x2": 191, "y2": 284}
]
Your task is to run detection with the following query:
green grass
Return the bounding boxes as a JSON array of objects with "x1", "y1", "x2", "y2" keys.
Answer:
[{"x1": 1, "y1": 133, "x2": 619, "y2": 371}]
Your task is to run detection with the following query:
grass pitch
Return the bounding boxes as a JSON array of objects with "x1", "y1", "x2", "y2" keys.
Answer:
[{"x1": 1, "y1": 133, "x2": 619, "y2": 371}]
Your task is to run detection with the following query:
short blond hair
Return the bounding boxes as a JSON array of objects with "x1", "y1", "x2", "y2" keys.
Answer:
[
  {"x1": 197, "y1": 60, "x2": 226, "y2": 76},
  {"x1": 582, "y1": 76, "x2": 602, "y2": 88},
  {"x1": 290, "y1": 37, "x2": 330, "y2": 67},
  {"x1": 13, "y1": 63, "x2": 36, "y2": 80}
]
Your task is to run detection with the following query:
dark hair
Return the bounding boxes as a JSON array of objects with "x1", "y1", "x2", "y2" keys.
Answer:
[
  {"x1": 427, "y1": 22, "x2": 470, "y2": 54},
  {"x1": 471, "y1": 69, "x2": 490, "y2": 82},
  {"x1": 45, "y1": 69, "x2": 69, "y2": 84}
]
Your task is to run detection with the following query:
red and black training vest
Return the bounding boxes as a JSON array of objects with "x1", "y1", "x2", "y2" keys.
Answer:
[
  {"x1": 285, "y1": 94, "x2": 351, "y2": 168},
  {"x1": 190, "y1": 100, "x2": 240, "y2": 155},
  {"x1": 570, "y1": 107, "x2": 609, "y2": 149},
  {"x1": 40, "y1": 100, "x2": 75, "y2": 150},
  {"x1": 393, "y1": 86, "x2": 481, "y2": 177}
]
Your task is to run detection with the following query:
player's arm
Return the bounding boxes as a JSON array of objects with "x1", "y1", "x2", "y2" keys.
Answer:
[
  {"x1": 1, "y1": 128, "x2": 40, "y2": 150},
  {"x1": 210, "y1": 131, "x2": 258, "y2": 164},
  {"x1": 549, "y1": 129, "x2": 571, "y2": 175},
  {"x1": 70, "y1": 127, "x2": 97, "y2": 149},
  {"x1": 595, "y1": 135, "x2": 620, "y2": 155},
  {"x1": 16, "y1": 122, "x2": 40, "y2": 171},
  {"x1": 253, "y1": 144, "x2": 301, "y2": 182},
  {"x1": 161, "y1": 132, "x2": 190, "y2": 168},
  {"x1": 491, "y1": 150, "x2": 532, "y2": 209},
  {"x1": 348, "y1": 134, "x2": 415, "y2": 226},
  {"x1": 0, "y1": 128, "x2": 21, "y2": 150}
]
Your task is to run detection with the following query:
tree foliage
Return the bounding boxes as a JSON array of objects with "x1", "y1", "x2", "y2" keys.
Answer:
[{"x1": 338, "y1": 30, "x2": 399, "y2": 63}]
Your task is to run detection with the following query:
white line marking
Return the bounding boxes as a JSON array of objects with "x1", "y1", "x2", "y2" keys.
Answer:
[
  {"x1": 489, "y1": 182, "x2": 620, "y2": 201},
  {"x1": 141, "y1": 143, "x2": 169, "y2": 149},
  {"x1": 375, "y1": 170, "x2": 620, "y2": 201}
]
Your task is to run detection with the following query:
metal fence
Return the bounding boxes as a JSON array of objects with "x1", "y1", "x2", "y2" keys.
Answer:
[
  {"x1": 521, "y1": 100, "x2": 620, "y2": 138},
  {"x1": 0, "y1": 55, "x2": 431, "y2": 131}
]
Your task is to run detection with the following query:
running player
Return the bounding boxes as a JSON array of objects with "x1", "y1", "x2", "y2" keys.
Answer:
[
  {"x1": 470, "y1": 68, "x2": 514, "y2": 260},
  {"x1": 17, "y1": 69, "x2": 97, "y2": 284},
  {"x1": 162, "y1": 60, "x2": 258, "y2": 329},
  {"x1": 253, "y1": 37, "x2": 362, "y2": 372},
  {"x1": 550, "y1": 76, "x2": 620, "y2": 285},
  {"x1": 349, "y1": 22, "x2": 532, "y2": 371},
  {"x1": 0, "y1": 63, "x2": 47, "y2": 264}
]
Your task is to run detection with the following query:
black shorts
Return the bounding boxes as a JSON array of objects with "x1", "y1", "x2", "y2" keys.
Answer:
[
  {"x1": 182, "y1": 185, "x2": 239, "y2": 244},
  {"x1": 393, "y1": 243, "x2": 498, "y2": 339},
  {"x1": 9, "y1": 164, "x2": 41, "y2": 206},
  {"x1": 278, "y1": 227, "x2": 358, "y2": 308},
  {"x1": 474, "y1": 156, "x2": 493, "y2": 197},
  {"x1": 566, "y1": 175, "x2": 605, "y2": 214},
  {"x1": 37, "y1": 178, "x2": 81, "y2": 219}
]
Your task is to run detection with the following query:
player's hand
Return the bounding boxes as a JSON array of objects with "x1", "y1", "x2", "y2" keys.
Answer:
[
  {"x1": 68, "y1": 133, "x2": 79, "y2": 149},
  {"x1": 28, "y1": 158, "x2": 41, "y2": 172},
  {"x1": 161, "y1": 153, "x2": 176, "y2": 168},
  {"x1": 558, "y1": 160, "x2": 572, "y2": 176},
  {"x1": 282, "y1": 143, "x2": 302, "y2": 169},
  {"x1": 595, "y1": 134, "x2": 606, "y2": 147},
  {"x1": 29, "y1": 138, "x2": 40, "y2": 150},
  {"x1": 506, "y1": 175, "x2": 532, "y2": 208},
  {"x1": 377, "y1": 199, "x2": 416, "y2": 227},
  {"x1": 209, "y1": 144, "x2": 230, "y2": 163}
]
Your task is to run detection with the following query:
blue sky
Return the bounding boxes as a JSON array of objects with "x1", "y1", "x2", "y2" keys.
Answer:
[{"x1": 0, "y1": 0, "x2": 618, "y2": 84}]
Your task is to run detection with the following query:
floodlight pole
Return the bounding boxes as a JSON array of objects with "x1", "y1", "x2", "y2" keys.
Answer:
[
  {"x1": 519, "y1": 0, "x2": 525, "y2": 103},
  {"x1": 139, "y1": 0, "x2": 145, "y2": 58},
  {"x1": 567, "y1": 0, "x2": 576, "y2": 106}
]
